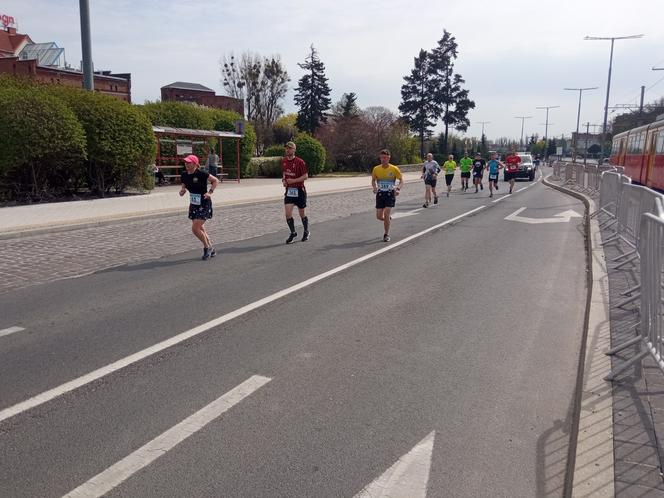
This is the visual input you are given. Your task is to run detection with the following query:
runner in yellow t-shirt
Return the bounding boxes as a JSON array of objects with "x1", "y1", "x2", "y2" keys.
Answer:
[
  {"x1": 371, "y1": 149, "x2": 403, "y2": 242},
  {"x1": 442, "y1": 155, "x2": 457, "y2": 197}
]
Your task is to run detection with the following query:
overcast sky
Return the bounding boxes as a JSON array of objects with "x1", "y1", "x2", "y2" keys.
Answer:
[{"x1": 5, "y1": 0, "x2": 663, "y2": 141}]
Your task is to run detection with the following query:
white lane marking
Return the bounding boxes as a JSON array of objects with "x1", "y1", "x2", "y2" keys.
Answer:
[
  {"x1": 505, "y1": 207, "x2": 582, "y2": 224},
  {"x1": 392, "y1": 208, "x2": 423, "y2": 219},
  {"x1": 0, "y1": 326, "x2": 25, "y2": 338},
  {"x1": 0, "y1": 205, "x2": 486, "y2": 424},
  {"x1": 355, "y1": 431, "x2": 435, "y2": 498},
  {"x1": 492, "y1": 195, "x2": 508, "y2": 203},
  {"x1": 62, "y1": 375, "x2": 271, "y2": 498}
]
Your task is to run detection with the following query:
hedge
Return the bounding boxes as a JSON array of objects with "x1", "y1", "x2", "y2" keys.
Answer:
[
  {"x1": 0, "y1": 86, "x2": 87, "y2": 201},
  {"x1": 246, "y1": 157, "x2": 282, "y2": 178},
  {"x1": 295, "y1": 133, "x2": 326, "y2": 175},
  {"x1": 49, "y1": 86, "x2": 156, "y2": 194},
  {"x1": 264, "y1": 144, "x2": 285, "y2": 157}
]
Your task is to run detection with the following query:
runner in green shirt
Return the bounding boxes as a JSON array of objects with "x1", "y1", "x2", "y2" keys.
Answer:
[
  {"x1": 459, "y1": 153, "x2": 473, "y2": 192},
  {"x1": 442, "y1": 155, "x2": 457, "y2": 197}
]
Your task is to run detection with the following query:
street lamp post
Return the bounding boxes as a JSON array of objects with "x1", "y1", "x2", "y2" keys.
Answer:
[
  {"x1": 584, "y1": 34, "x2": 643, "y2": 158},
  {"x1": 514, "y1": 116, "x2": 532, "y2": 150},
  {"x1": 564, "y1": 87, "x2": 598, "y2": 162},
  {"x1": 79, "y1": 0, "x2": 94, "y2": 90},
  {"x1": 536, "y1": 106, "x2": 559, "y2": 161}
]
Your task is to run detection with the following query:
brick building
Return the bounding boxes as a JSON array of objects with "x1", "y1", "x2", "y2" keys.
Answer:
[
  {"x1": 0, "y1": 24, "x2": 132, "y2": 102},
  {"x1": 161, "y1": 81, "x2": 244, "y2": 116}
]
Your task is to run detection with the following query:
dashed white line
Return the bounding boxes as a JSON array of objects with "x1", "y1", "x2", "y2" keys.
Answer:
[
  {"x1": 62, "y1": 375, "x2": 271, "y2": 498},
  {"x1": 0, "y1": 326, "x2": 25, "y2": 338}
]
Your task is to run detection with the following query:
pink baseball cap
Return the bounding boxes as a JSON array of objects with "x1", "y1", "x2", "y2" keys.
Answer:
[{"x1": 183, "y1": 154, "x2": 199, "y2": 165}]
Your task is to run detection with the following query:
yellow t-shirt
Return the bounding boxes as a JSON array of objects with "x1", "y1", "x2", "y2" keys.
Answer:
[
  {"x1": 372, "y1": 164, "x2": 403, "y2": 191},
  {"x1": 443, "y1": 160, "x2": 457, "y2": 173}
]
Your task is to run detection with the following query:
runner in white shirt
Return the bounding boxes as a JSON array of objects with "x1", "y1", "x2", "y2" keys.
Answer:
[{"x1": 421, "y1": 153, "x2": 441, "y2": 208}]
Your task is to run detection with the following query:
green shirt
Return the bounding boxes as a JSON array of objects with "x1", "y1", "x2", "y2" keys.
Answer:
[
  {"x1": 459, "y1": 157, "x2": 473, "y2": 172},
  {"x1": 443, "y1": 160, "x2": 457, "y2": 173}
]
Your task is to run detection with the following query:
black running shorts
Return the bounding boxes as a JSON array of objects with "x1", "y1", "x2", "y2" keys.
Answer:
[
  {"x1": 375, "y1": 191, "x2": 396, "y2": 209},
  {"x1": 284, "y1": 187, "x2": 307, "y2": 209}
]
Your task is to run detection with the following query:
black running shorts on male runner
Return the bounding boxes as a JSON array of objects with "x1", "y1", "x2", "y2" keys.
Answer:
[
  {"x1": 461, "y1": 171, "x2": 471, "y2": 179},
  {"x1": 284, "y1": 187, "x2": 307, "y2": 209},
  {"x1": 504, "y1": 172, "x2": 516, "y2": 181},
  {"x1": 424, "y1": 176, "x2": 437, "y2": 187},
  {"x1": 445, "y1": 174, "x2": 454, "y2": 186},
  {"x1": 375, "y1": 191, "x2": 396, "y2": 209}
]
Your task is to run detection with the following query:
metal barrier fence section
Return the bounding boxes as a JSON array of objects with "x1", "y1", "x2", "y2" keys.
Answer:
[{"x1": 551, "y1": 162, "x2": 664, "y2": 381}]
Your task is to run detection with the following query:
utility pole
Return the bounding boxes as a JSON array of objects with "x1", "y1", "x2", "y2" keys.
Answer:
[
  {"x1": 584, "y1": 34, "x2": 643, "y2": 158},
  {"x1": 514, "y1": 116, "x2": 532, "y2": 150},
  {"x1": 583, "y1": 122, "x2": 590, "y2": 165},
  {"x1": 638, "y1": 85, "x2": 645, "y2": 125},
  {"x1": 564, "y1": 87, "x2": 598, "y2": 162},
  {"x1": 536, "y1": 105, "x2": 559, "y2": 161},
  {"x1": 79, "y1": 0, "x2": 94, "y2": 90}
]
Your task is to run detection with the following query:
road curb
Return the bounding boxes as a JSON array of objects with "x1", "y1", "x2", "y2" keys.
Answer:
[{"x1": 543, "y1": 175, "x2": 615, "y2": 497}]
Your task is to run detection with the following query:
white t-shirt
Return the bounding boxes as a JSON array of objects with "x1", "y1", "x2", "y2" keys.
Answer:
[{"x1": 422, "y1": 160, "x2": 441, "y2": 177}]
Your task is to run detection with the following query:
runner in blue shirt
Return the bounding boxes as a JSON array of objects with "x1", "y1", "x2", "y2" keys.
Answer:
[{"x1": 487, "y1": 153, "x2": 504, "y2": 198}]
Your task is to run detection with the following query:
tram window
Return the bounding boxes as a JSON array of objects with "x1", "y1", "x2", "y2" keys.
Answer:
[{"x1": 657, "y1": 130, "x2": 664, "y2": 154}]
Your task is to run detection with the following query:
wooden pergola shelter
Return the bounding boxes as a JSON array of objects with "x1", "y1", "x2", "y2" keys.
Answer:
[{"x1": 152, "y1": 126, "x2": 244, "y2": 183}]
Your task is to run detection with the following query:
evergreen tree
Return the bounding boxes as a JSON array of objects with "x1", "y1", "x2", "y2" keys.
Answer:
[
  {"x1": 429, "y1": 30, "x2": 475, "y2": 154},
  {"x1": 294, "y1": 45, "x2": 332, "y2": 136},
  {"x1": 399, "y1": 49, "x2": 436, "y2": 158},
  {"x1": 333, "y1": 92, "x2": 359, "y2": 118}
]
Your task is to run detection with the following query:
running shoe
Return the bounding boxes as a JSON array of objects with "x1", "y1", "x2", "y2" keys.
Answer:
[
  {"x1": 383, "y1": 234, "x2": 391, "y2": 242},
  {"x1": 434, "y1": 196, "x2": 438, "y2": 204},
  {"x1": 286, "y1": 232, "x2": 297, "y2": 244},
  {"x1": 475, "y1": 187, "x2": 479, "y2": 193},
  {"x1": 509, "y1": 187, "x2": 513, "y2": 194},
  {"x1": 209, "y1": 247, "x2": 216, "y2": 258},
  {"x1": 490, "y1": 193, "x2": 493, "y2": 198},
  {"x1": 423, "y1": 203, "x2": 428, "y2": 208},
  {"x1": 446, "y1": 192, "x2": 449, "y2": 197},
  {"x1": 480, "y1": 184, "x2": 483, "y2": 190},
  {"x1": 202, "y1": 247, "x2": 210, "y2": 260},
  {"x1": 302, "y1": 231, "x2": 310, "y2": 242}
]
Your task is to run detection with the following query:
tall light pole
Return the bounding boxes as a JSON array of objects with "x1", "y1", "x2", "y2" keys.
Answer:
[
  {"x1": 476, "y1": 121, "x2": 490, "y2": 137},
  {"x1": 584, "y1": 34, "x2": 643, "y2": 158},
  {"x1": 79, "y1": 0, "x2": 94, "y2": 90},
  {"x1": 564, "y1": 87, "x2": 598, "y2": 162},
  {"x1": 536, "y1": 105, "x2": 559, "y2": 161},
  {"x1": 514, "y1": 116, "x2": 532, "y2": 150}
]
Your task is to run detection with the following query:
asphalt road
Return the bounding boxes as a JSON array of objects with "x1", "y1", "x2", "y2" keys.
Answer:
[{"x1": 0, "y1": 173, "x2": 587, "y2": 497}]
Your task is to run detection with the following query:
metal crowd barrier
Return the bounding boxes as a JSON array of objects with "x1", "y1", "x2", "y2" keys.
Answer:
[{"x1": 605, "y1": 210, "x2": 664, "y2": 380}]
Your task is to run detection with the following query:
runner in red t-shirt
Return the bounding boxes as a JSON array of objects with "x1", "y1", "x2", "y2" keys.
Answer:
[
  {"x1": 282, "y1": 141, "x2": 310, "y2": 244},
  {"x1": 505, "y1": 151, "x2": 521, "y2": 194}
]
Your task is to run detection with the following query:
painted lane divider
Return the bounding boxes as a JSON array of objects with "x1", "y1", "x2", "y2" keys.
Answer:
[
  {"x1": 62, "y1": 375, "x2": 271, "y2": 498},
  {"x1": 355, "y1": 431, "x2": 435, "y2": 498},
  {"x1": 392, "y1": 208, "x2": 423, "y2": 219},
  {"x1": 0, "y1": 326, "x2": 24, "y2": 338},
  {"x1": 3, "y1": 197, "x2": 517, "y2": 424}
]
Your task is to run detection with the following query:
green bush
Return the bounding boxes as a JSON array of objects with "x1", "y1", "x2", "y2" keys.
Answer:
[
  {"x1": 247, "y1": 157, "x2": 282, "y2": 178},
  {"x1": 50, "y1": 87, "x2": 156, "y2": 193},
  {"x1": 264, "y1": 144, "x2": 285, "y2": 157},
  {"x1": 0, "y1": 86, "x2": 87, "y2": 201},
  {"x1": 141, "y1": 100, "x2": 215, "y2": 130},
  {"x1": 295, "y1": 133, "x2": 326, "y2": 176}
]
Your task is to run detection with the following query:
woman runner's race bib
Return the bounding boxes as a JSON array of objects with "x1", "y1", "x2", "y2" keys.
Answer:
[
  {"x1": 189, "y1": 193, "x2": 202, "y2": 205},
  {"x1": 286, "y1": 187, "x2": 299, "y2": 197}
]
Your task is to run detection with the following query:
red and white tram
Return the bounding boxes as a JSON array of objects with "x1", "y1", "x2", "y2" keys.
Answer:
[{"x1": 610, "y1": 117, "x2": 664, "y2": 190}]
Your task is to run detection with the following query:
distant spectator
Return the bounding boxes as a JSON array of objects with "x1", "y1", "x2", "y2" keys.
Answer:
[
  {"x1": 153, "y1": 165, "x2": 167, "y2": 185},
  {"x1": 205, "y1": 148, "x2": 220, "y2": 177}
]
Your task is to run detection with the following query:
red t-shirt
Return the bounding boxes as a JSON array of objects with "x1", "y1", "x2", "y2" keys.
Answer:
[
  {"x1": 282, "y1": 156, "x2": 308, "y2": 189},
  {"x1": 506, "y1": 155, "x2": 521, "y2": 172}
]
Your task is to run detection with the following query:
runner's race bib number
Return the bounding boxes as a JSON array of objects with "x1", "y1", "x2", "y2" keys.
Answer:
[
  {"x1": 378, "y1": 181, "x2": 395, "y2": 191},
  {"x1": 286, "y1": 187, "x2": 299, "y2": 197},
  {"x1": 489, "y1": 174, "x2": 498, "y2": 180},
  {"x1": 189, "y1": 193, "x2": 202, "y2": 205}
]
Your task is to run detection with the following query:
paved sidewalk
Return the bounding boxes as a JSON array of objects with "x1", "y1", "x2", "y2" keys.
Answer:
[
  {"x1": 0, "y1": 173, "x2": 421, "y2": 237},
  {"x1": 545, "y1": 170, "x2": 664, "y2": 496}
]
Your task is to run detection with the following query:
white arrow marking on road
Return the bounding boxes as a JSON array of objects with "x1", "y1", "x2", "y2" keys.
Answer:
[
  {"x1": 392, "y1": 208, "x2": 423, "y2": 219},
  {"x1": 62, "y1": 375, "x2": 271, "y2": 498},
  {"x1": 355, "y1": 431, "x2": 435, "y2": 498},
  {"x1": 0, "y1": 326, "x2": 25, "y2": 338},
  {"x1": 505, "y1": 207, "x2": 582, "y2": 224}
]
